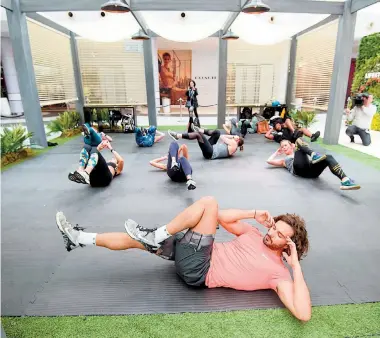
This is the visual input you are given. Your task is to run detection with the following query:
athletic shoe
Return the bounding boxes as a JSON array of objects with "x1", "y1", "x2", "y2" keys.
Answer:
[
  {"x1": 168, "y1": 130, "x2": 179, "y2": 141},
  {"x1": 171, "y1": 160, "x2": 180, "y2": 172},
  {"x1": 76, "y1": 170, "x2": 90, "y2": 185},
  {"x1": 311, "y1": 152, "x2": 327, "y2": 164},
  {"x1": 56, "y1": 212, "x2": 85, "y2": 251},
  {"x1": 350, "y1": 136, "x2": 355, "y2": 143},
  {"x1": 82, "y1": 124, "x2": 90, "y2": 136},
  {"x1": 310, "y1": 131, "x2": 320, "y2": 142},
  {"x1": 124, "y1": 219, "x2": 161, "y2": 252},
  {"x1": 340, "y1": 178, "x2": 361, "y2": 191},
  {"x1": 186, "y1": 179, "x2": 196, "y2": 190},
  {"x1": 191, "y1": 123, "x2": 201, "y2": 133},
  {"x1": 68, "y1": 172, "x2": 82, "y2": 184}
]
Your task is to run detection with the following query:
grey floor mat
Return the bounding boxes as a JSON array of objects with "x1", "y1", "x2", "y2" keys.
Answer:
[{"x1": 2, "y1": 133, "x2": 380, "y2": 316}]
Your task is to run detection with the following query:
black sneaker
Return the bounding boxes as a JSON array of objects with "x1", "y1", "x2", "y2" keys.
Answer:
[
  {"x1": 350, "y1": 136, "x2": 355, "y2": 143},
  {"x1": 310, "y1": 131, "x2": 320, "y2": 142},
  {"x1": 186, "y1": 179, "x2": 196, "y2": 190},
  {"x1": 124, "y1": 219, "x2": 160, "y2": 253}
]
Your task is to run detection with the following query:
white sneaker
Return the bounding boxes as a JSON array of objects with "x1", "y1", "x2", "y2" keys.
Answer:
[
  {"x1": 56, "y1": 212, "x2": 81, "y2": 251},
  {"x1": 187, "y1": 179, "x2": 196, "y2": 190}
]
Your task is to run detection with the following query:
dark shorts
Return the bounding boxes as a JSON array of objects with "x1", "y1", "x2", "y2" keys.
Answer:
[
  {"x1": 156, "y1": 230, "x2": 214, "y2": 287},
  {"x1": 89, "y1": 152, "x2": 113, "y2": 187}
]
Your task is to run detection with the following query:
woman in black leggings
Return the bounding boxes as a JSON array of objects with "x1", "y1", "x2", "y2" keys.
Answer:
[
  {"x1": 168, "y1": 125, "x2": 244, "y2": 160},
  {"x1": 267, "y1": 139, "x2": 360, "y2": 190},
  {"x1": 150, "y1": 141, "x2": 196, "y2": 190},
  {"x1": 68, "y1": 141, "x2": 124, "y2": 187}
]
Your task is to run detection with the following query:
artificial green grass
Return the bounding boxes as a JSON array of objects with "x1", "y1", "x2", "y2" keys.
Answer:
[
  {"x1": 1, "y1": 135, "x2": 80, "y2": 172},
  {"x1": 317, "y1": 138, "x2": 380, "y2": 171},
  {"x1": 2, "y1": 303, "x2": 380, "y2": 338}
]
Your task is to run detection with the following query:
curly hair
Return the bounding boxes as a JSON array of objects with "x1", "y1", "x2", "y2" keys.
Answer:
[{"x1": 274, "y1": 214, "x2": 309, "y2": 260}]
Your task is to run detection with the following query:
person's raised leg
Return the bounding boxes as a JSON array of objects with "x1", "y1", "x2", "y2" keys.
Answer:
[
  {"x1": 55, "y1": 211, "x2": 146, "y2": 252},
  {"x1": 295, "y1": 138, "x2": 326, "y2": 164},
  {"x1": 124, "y1": 196, "x2": 218, "y2": 249},
  {"x1": 168, "y1": 141, "x2": 180, "y2": 171},
  {"x1": 178, "y1": 156, "x2": 196, "y2": 190},
  {"x1": 207, "y1": 129, "x2": 221, "y2": 146},
  {"x1": 298, "y1": 127, "x2": 320, "y2": 142}
]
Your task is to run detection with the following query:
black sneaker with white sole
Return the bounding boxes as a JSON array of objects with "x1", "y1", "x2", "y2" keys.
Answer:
[
  {"x1": 310, "y1": 131, "x2": 320, "y2": 142},
  {"x1": 124, "y1": 219, "x2": 161, "y2": 253},
  {"x1": 186, "y1": 179, "x2": 196, "y2": 190},
  {"x1": 168, "y1": 130, "x2": 179, "y2": 141}
]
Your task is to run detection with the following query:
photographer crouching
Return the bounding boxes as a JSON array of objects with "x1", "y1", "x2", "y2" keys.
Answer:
[{"x1": 345, "y1": 93, "x2": 376, "y2": 146}]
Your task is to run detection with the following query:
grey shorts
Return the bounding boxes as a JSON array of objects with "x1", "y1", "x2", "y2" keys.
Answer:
[{"x1": 157, "y1": 230, "x2": 214, "y2": 287}]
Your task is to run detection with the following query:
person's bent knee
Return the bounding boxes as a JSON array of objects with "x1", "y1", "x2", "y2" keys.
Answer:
[
  {"x1": 199, "y1": 196, "x2": 218, "y2": 206},
  {"x1": 362, "y1": 139, "x2": 371, "y2": 146}
]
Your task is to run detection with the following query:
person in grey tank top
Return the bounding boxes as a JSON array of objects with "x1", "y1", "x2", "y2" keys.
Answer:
[
  {"x1": 168, "y1": 125, "x2": 244, "y2": 160},
  {"x1": 266, "y1": 139, "x2": 361, "y2": 191}
]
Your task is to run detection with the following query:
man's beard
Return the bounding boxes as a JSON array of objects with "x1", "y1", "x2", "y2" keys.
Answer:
[{"x1": 263, "y1": 234, "x2": 284, "y2": 251}]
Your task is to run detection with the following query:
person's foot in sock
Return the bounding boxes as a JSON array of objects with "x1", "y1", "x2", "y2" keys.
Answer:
[
  {"x1": 124, "y1": 219, "x2": 164, "y2": 251},
  {"x1": 311, "y1": 152, "x2": 327, "y2": 164},
  {"x1": 168, "y1": 130, "x2": 179, "y2": 141},
  {"x1": 310, "y1": 131, "x2": 320, "y2": 142},
  {"x1": 186, "y1": 179, "x2": 196, "y2": 190},
  {"x1": 340, "y1": 177, "x2": 361, "y2": 190}
]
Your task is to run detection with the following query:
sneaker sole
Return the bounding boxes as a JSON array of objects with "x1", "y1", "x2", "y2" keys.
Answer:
[
  {"x1": 68, "y1": 172, "x2": 82, "y2": 184},
  {"x1": 340, "y1": 185, "x2": 361, "y2": 191},
  {"x1": 56, "y1": 212, "x2": 77, "y2": 244},
  {"x1": 74, "y1": 171, "x2": 89, "y2": 185},
  {"x1": 311, "y1": 154, "x2": 327, "y2": 164},
  {"x1": 167, "y1": 131, "x2": 178, "y2": 142}
]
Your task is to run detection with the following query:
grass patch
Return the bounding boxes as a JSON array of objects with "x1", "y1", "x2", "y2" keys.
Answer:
[
  {"x1": 1, "y1": 134, "x2": 80, "y2": 172},
  {"x1": 2, "y1": 303, "x2": 380, "y2": 338},
  {"x1": 317, "y1": 138, "x2": 380, "y2": 171}
]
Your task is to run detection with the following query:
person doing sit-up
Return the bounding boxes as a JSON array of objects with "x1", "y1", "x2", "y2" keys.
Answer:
[
  {"x1": 150, "y1": 141, "x2": 196, "y2": 190},
  {"x1": 135, "y1": 126, "x2": 165, "y2": 147},
  {"x1": 267, "y1": 139, "x2": 360, "y2": 191},
  {"x1": 56, "y1": 196, "x2": 311, "y2": 321},
  {"x1": 68, "y1": 140, "x2": 124, "y2": 187},
  {"x1": 265, "y1": 118, "x2": 320, "y2": 144},
  {"x1": 82, "y1": 123, "x2": 112, "y2": 147},
  {"x1": 168, "y1": 125, "x2": 244, "y2": 160}
]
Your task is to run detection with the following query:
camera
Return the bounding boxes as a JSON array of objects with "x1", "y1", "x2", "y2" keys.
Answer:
[{"x1": 353, "y1": 94, "x2": 364, "y2": 107}]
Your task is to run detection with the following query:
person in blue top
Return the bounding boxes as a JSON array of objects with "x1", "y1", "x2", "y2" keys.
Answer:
[
  {"x1": 82, "y1": 123, "x2": 112, "y2": 147},
  {"x1": 135, "y1": 126, "x2": 165, "y2": 147}
]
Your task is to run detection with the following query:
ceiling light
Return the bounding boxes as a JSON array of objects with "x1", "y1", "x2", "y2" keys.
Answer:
[
  {"x1": 242, "y1": 0, "x2": 271, "y2": 14},
  {"x1": 222, "y1": 30, "x2": 239, "y2": 40},
  {"x1": 131, "y1": 30, "x2": 150, "y2": 40},
  {"x1": 101, "y1": 0, "x2": 130, "y2": 13}
]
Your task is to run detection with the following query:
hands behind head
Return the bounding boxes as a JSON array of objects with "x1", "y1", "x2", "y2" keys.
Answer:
[
  {"x1": 282, "y1": 237, "x2": 299, "y2": 268},
  {"x1": 254, "y1": 210, "x2": 275, "y2": 228}
]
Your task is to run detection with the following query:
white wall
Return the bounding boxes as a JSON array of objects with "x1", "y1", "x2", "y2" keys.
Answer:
[
  {"x1": 227, "y1": 39, "x2": 291, "y2": 103},
  {"x1": 156, "y1": 37, "x2": 219, "y2": 107}
]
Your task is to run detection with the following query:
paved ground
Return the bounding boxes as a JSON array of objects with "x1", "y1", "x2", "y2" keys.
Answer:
[{"x1": 1, "y1": 133, "x2": 380, "y2": 316}]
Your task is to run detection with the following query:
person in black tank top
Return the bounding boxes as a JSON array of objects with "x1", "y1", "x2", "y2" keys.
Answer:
[{"x1": 68, "y1": 141, "x2": 124, "y2": 188}]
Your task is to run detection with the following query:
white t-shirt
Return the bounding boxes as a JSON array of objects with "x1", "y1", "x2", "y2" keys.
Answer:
[{"x1": 349, "y1": 104, "x2": 377, "y2": 130}]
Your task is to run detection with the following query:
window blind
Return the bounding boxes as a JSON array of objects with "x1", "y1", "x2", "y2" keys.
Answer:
[
  {"x1": 293, "y1": 20, "x2": 339, "y2": 111},
  {"x1": 27, "y1": 19, "x2": 77, "y2": 107},
  {"x1": 77, "y1": 39, "x2": 147, "y2": 106}
]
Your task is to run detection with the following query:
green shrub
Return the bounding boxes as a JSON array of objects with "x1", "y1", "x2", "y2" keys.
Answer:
[
  {"x1": 47, "y1": 111, "x2": 81, "y2": 137},
  {"x1": 0, "y1": 125, "x2": 33, "y2": 156},
  {"x1": 371, "y1": 113, "x2": 380, "y2": 131},
  {"x1": 289, "y1": 110, "x2": 318, "y2": 129}
]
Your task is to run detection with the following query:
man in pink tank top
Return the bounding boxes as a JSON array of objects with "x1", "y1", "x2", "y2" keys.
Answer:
[{"x1": 56, "y1": 196, "x2": 311, "y2": 322}]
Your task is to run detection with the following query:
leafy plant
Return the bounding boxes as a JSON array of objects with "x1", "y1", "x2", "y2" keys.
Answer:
[
  {"x1": 0, "y1": 125, "x2": 33, "y2": 156},
  {"x1": 47, "y1": 111, "x2": 81, "y2": 137},
  {"x1": 289, "y1": 110, "x2": 318, "y2": 129},
  {"x1": 371, "y1": 113, "x2": 380, "y2": 131}
]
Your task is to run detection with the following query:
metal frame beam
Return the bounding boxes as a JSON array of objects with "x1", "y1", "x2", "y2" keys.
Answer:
[
  {"x1": 143, "y1": 35, "x2": 157, "y2": 126},
  {"x1": 70, "y1": 32, "x2": 85, "y2": 123},
  {"x1": 294, "y1": 15, "x2": 339, "y2": 38},
  {"x1": 19, "y1": 0, "x2": 345, "y2": 14},
  {"x1": 130, "y1": 11, "x2": 148, "y2": 35},
  {"x1": 217, "y1": 31, "x2": 228, "y2": 129},
  {"x1": 286, "y1": 37, "x2": 297, "y2": 107},
  {"x1": 324, "y1": 0, "x2": 356, "y2": 145},
  {"x1": 1, "y1": 0, "x2": 12, "y2": 11},
  {"x1": 26, "y1": 13, "x2": 71, "y2": 36},
  {"x1": 6, "y1": 0, "x2": 47, "y2": 147},
  {"x1": 351, "y1": 0, "x2": 379, "y2": 13}
]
